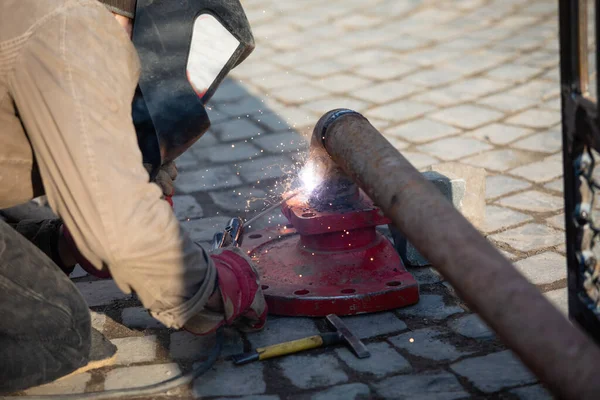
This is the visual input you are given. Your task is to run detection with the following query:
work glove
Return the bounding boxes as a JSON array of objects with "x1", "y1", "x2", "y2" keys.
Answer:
[
  {"x1": 145, "y1": 161, "x2": 178, "y2": 206},
  {"x1": 62, "y1": 224, "x2": 112, "y2": 279},
  {"x1": 185, "y1": 247, "x2": 268, "y2": 335}
]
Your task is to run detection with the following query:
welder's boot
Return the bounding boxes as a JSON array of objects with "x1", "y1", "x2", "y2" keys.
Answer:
[{"x1": 59, "y1": 327, "x2": 118, "y2": 380}]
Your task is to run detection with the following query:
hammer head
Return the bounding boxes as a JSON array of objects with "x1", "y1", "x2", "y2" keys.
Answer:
[{"x1": 326, "y1": 314, "x2": 370, "y2": 359}]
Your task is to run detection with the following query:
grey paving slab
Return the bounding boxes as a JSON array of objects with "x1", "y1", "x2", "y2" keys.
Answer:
[
  {"x1": 75, "y1": 280, "x2": 129, "y2": 307},
  {"x1": 247, "y1": 316, "x2": 319, "y2": 349},
  {"x1": 90, "y1": 311, "x2": 107, "y2": 332},
  {"x1": 482, "y1": 205, "x2": 532, "y2": 233},
  {"x1": 181, "y1": 216, "x2": 233, "y2": 242},
  {"x1": 386, "y1": 118, "x2": 460, "y2": 143},
  {"x1": 70, "y1": 265, "x2": 88, "y2": 278},
  {"x1": 467, "y1": 123, "x2": 533, "y2": 145},
  {"x1": 192, "y1": 361, "x2": 265, "y2": 398},
  {"x1": 271, "y1": 85, "x2": 329, "y2": 104},
  {"x1": 506, "y1": 109, "x2": 561, "y2": 129},
  {"x1": 451, "y1": 350, "x2": 536, "y2": 393},
  {"x1": 367, "y1": 100, "x2": 436, "y2": 122},
  {"x1": 402, "y1": 151, "x2": 440, "y2": 169},
  {"x1": 105, "y1": 364, "x2": 182, "y2": 391},
  {"x1": 279, "y1": 353, "x2": 348, "y2": 390},
  {"x1": 336, "y1": 342, "x2": 412, "y2": 377},
  {"x1": 546, "y1": 213, "x2": 565, "y2": 230},
  {"x1": 417, "y1": 137, "x2": 493, "y2": 161},
  {"x1": 25, "y1": 373, "x2": 91, "y2": 395},
  {"x1": 511, "y1": 129, "x2": 562, "y2": 153},
  {"x1": 544, "y1": 287, "x2": 568, "y2": 316},
  {"x1": 479, "y1": 92, "x2": 541, "y2": 113},
  {"x1": 489, "y1": 223, "x2": 564, "y2": 252},
  {"x1": 374, "y1": 372, "x2": 468, "y2": 400},
  {"x1": 337, "y1": 312, "x2": 408, "y2": 339},
  {"x1": 354, "y1": 61, "x2": 418, "y2": 81},
  {"x1": 358, "y1": 81, "x2": 420, "y2": 104},
  {"x1": 253, "y1": 131, "x2": 308, "y2": 153},
  {"x1": 441, "y1": 78, "x2": 511, "y2": 101},
  {"x1": 448, "y1": 314, "x2": 495, "y2": 340},
  {"x1": 176, "y1": 167, "x2": 242, "y2": 193},
  {"x1": 398, "y1": 294, "x2": 464, "y2": 320},
  {"x1": 170, "y1": 330, "x2": 243, "y2": 360},
  {"x1": 409, "y1": 267, "x2": 443, "y2": 285},
  {"x1": 172, "y1": 195, "x2": 204, "y2": 221},
  {"x1": 429, "y1": 105, "x2": 503, "y2": 129},
  {"x1": 216, "y1": 119, "x2": 264, "y2": 142},
  {"x1": 111, "y1": 335, "x2": 158, "y2": 365},
  {"x1": 237, "y1": 155, "x2": 293, "y2": 182},
  {"x1": 486, "y1": 175, "x2": 531, "y2": 199},
  {"x1": 301, "y1": 97, "x2": 370, "y2": 115},
  {"x1": 210, "y1": 187, "x2": 268, "y2": 213},
  {"x1": 206, "y1": 143, "x2": 262, "y2": 163},
  {"x1": 509, "y1": 157, "x2": 563, "y2": 183},
  {"x1": 121, "y1": 307, "x2": 164, "y2": 329},
  {"x1": 511, "y1": 385, "x2": 553, "y2": 400},
  {"x1": 514, "y1": 252, "x2": 567, "y2": 286},
  {"x1": 310, "y1": 383, "x2": 371, "y2": 400},
  {"x1": 404, "y1": 69, "x2": 466, "y2": 87},
  {"x1": 389, "y1": 328, "x2": 472, "y2": 361},
  {"x1": 486, "y1": 64, "x2": 542, "y2": 83},
  {"x1": 311, "y1": 74, "x2": 372, "y2": 94},
  {"x1": 496, "y1": 190, "x2": 563, "y2": 212}
]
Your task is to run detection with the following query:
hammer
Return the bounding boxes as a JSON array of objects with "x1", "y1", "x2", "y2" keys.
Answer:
[{"x1": 231, "y1": 314, "x2": 370, "y2": 365}]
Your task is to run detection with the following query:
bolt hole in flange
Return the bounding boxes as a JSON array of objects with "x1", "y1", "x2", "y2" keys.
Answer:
[
  {"x1": 249, "y1": 234, "x2": 262, "y2": 239},
  {"x1": 294, "y1": 289, "x2": 310, "y2": 295},
  {"x1": 341, "y1": 288, "x2": 356, "y2": 294},
  {"x1": 261, "y1": 285, "x2": 269, "y2": 290},
  {"x1": 302, "y1": 212, "x2": 316, "y2": 218},
  {"x1": 386, "y1": 281, "x2": 402, "y2": 287}
]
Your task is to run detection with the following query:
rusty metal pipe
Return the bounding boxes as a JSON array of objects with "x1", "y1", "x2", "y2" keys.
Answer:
[{"x1": 315, "y1": 109, "x2": 600, "y2": 400}]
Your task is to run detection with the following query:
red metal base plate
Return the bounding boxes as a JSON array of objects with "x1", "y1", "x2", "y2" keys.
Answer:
[{"x1": 242, "y1": 226, "x2": 419, "y2": 317}]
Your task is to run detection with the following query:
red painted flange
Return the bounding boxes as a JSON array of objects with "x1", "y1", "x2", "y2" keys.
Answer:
[{"x1": 242, "y1": 193, "x2": 419, "y2": 317}]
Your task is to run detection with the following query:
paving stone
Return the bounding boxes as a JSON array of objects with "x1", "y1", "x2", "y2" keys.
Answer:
[
  {"x1": 486, "y1": 175, "x2": 531, "y2": 199},
  {"x1": 451, "y1": 350, "x2": 536, "y2": 393},
  {"x1": 386, "y1": 118, "x2": 460, "y2": 143},
  {"x1": 546, "y1": 213, "x2": 565, "y2": 230},
  {"x1": 497, "y1": 190, "x2": 563, "y2": 212},
  {"x1": 389, "y1": 328, "x2": 472, "y2": 361},
  {"x1": 206, "y1": 143, "x2": 262, "y2": 163},
  {"x1": 192, "y1": 360, "x2": 265, "y2": 397},
  {"x1": 515, "y1": 252, "x2": 566, "y2": 285},
  {"x1": 448, "y1": 314, "x2": 495, "y2": 340},
  {"x1": 170, "y1": 329, "x2": 243, "y2": 360},
  {"x1": 248, "y1": 316, "x2": 319, "y2": 348},
  {"x1": 25, "y1": 372, "x2": 91, "y2": 395},
  {"x1": 210, "y1": 187, "x2": 268, "y2": 213},
  {"x1": 545, "y1": 178, "x2": 564, "y2": 193},
  {"x1": 279, "y1": 353, "x2": 348, "y2": 390},
  {"x1": 483, "y1": 205, "x2": 532, "y2": 233},
  {"x1": 402, "y1": 151, "x2": 440, "y2": 169},
  {"x1": 509, "y1": 157, "x2": 563, "y2": 183},
  {"x1": 237, "y1": 155, "x2": 292, "y2": 182},
  {"x1": 301, "y1": 97, "x2": 370, "y2": 114},
  {"x1": 544, "y1": 287, "x2": 568, "y2": 316},
  {"x1": 409, "y1": 267, "x2": 443, "y2": 284},
  {"x1": 70, "y1": 265, "x2": 88, "y2": 278},
  {"x1": 216, "y1": 119, "x2": 264, "y2": 142},
  {"x1": 75, "y1": 280, "x2": 129, "y2": 307},
  {"x1": 374, "y1": 372, "x2": 468, "y2": 400},
  {"x1": 506, "y1": 109, "x2": 561, "y2": 129},
  {"x1": 311, "y1": 74, "x2": 371, "y2": 93},
  {"x1": 429, "y1": 105, "x2": 503, "y2": 129},
  {"x1": 310, "y1": 383, "x2": 371, "y2": 400},
  {"x1": 468, "y1": 123, "x2": 533, "y2": 145},
  {"x1": 511, "y1": 384, "x2": 553, "y2": 400},
  {"x1": 181, "y1": 216, "x2": 233, "y2": 242},
  {"x1": 490, "y1": 223, "x2": 564, "y2": 252},
  {"x1": 404, "y1": 69, "x2": 465, "y2": 86},
  {"x1": 417, "y1": 137, "x2": 493, "y2": 161},
  {"x1": 338, "y1": 312, "x2": 408, "y2": 339},
  {"x1": 367, "y1": 100, "x2": 436, "y2": 122},
  {"x1": 441, "y1": 78, "x2": 511, "y2": 101},
  {"x1": 511, "y1": 129, "x2": 562, "y2": 153},
  {"x1": 105, "y1": 363, "x2": 182, "y2": 390},
  {"x1": 487, "y1": 63, "x2": 542, "y2": 83},
  {"x1": 111, "y1": 335, "x2": 158, "y2": 365},
  {"x1": 478, "y1": 92, "x2": 540, "y2": 113},
  {"x1": 398, "y1": 294, "x2": 464, "y2": 320},
  {"x1": 253, "y1": 131, "x2": 308, "y2": 153},
  {"x1": 90, "y1": 311, "x2": 107, "y2": 332},
  {"x1": 357, "y1": 81, "x2": 420, "y2": 104},
  {"x1": 336, "y1": 342, "x2": 412, "y2": 377},
  {"x1": 172, "y1": 195, "x2": 204, "y2": 221},
  {"x1": 176, "y1": 166, "x2": 242, "y2": 193},
  {"x1": 271, "y1": 85, "x2": 329, "y2": 104},
  {"x1": 122, "y1": 307, "x2": 164, "y2": 329}
]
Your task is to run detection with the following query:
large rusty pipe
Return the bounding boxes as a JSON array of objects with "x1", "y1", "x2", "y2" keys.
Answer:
[{"x1": 315, "y1": 109, "x2": 600, "y2": 400}]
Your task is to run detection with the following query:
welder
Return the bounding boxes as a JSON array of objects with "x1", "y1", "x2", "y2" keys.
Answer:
[{"x1": 0, "y1": 0, "x2": 266, "y2": 393}]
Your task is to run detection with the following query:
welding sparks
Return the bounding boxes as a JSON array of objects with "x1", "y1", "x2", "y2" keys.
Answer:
[{"x1": 298, "y1": 159, "x2": 323, "y2": 198}]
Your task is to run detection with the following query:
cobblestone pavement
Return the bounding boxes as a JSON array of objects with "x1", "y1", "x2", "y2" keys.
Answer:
[{"x1": 25, "y1": 0, "x2": 570, "y2": 398}]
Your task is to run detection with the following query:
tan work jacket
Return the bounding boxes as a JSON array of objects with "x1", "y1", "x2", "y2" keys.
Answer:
[{"x1": 0, "y1": 0, "x2": 217, "y2": 329}]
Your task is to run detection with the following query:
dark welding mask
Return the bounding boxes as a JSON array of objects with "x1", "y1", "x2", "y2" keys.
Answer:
[{"x1": 131, "y1": 0, "x2": 255, "y2": 177}]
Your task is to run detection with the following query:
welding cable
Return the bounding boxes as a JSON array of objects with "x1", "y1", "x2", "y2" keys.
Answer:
[{"x1": 2, "y1": 328, "x2": 224, "y2": 400}]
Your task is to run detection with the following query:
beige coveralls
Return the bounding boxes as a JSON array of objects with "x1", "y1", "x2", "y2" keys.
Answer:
[{"x1": 0, "y1": 0, "x2": 217, "y2": 329}]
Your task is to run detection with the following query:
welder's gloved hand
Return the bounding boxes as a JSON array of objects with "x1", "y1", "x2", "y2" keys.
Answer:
[
  {"x1": 144, "y1": 161, "x2": 178, "y2": 198},
  {"x1": 185, "y1": 247, "x2": 268, "y2": 335}
]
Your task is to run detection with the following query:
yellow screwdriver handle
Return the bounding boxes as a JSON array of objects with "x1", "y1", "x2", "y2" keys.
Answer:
[{"x1": 257, "y1": 335, "x2": 324, "y2": 360}]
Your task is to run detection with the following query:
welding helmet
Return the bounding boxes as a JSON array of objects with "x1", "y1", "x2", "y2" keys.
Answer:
[{"x1": 130, "y1": 0, "x2": 255, "y2": 177}]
